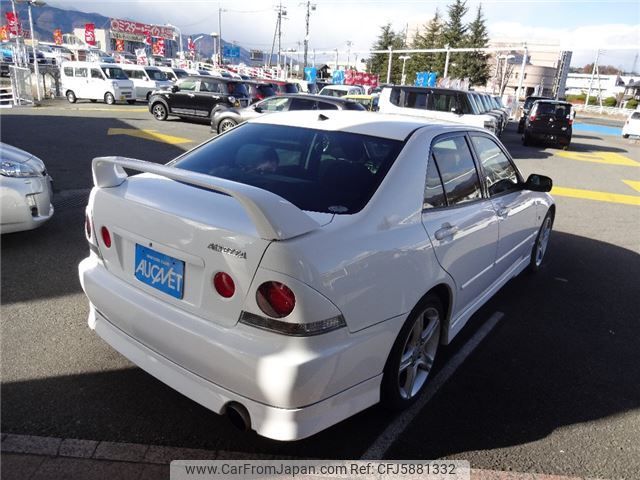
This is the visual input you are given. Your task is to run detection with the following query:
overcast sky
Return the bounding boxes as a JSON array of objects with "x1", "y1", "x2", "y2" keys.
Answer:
[{"x1": 47, "y1": 0, "x2": 640, "y2": 70}]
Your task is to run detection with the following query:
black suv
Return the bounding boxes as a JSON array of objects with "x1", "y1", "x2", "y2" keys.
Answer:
[
  {"x1": 148, "y1": 75, "x2": 251, "y2": 122},
  {"x1": 522, "y1": 100, "x2": 573, "y2": 148},
  {"x1": 517, "y1": 95, "x2": 550, "y2": 133}
]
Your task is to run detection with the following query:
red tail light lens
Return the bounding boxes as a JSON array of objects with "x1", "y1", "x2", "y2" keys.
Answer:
[
  {"x1": 85, "y1": 214, "x2": 92, "y2": 238},
  {"x1": 529, "y1": 114, "x2": 536, "y2": 121},
  {"x1": 257, "y1": 281, "x2": 296, "y2": 318},
  {"x1": 214, "y1": 272, "x2": 235, "y2": 298},
  {"x1": 100, "y1": 226, "x2": 111, "y2": 248}
]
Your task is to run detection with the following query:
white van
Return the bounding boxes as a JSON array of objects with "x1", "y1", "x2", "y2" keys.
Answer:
[
  {"x1": 157, "y1": 66, "x2": 189, "y2": 82},
  {"x1": 119, "y1": 64, "x2": 173, "y2": 102},
  {"x1": 61, "y1": 61, "x2": 134, "y2": 105}
]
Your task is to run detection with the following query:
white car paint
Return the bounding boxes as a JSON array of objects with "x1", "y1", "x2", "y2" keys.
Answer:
[
  {"x1": 118, "y1": 64, "x2": 173, "y2": 102},
  {"x1": 622, "y1": 110, "x2": 640, "y2": 137},
  {"x1": 79, "y1": 111, "x2": 554, "y2": 440},
  {"x1": 61, "y1": 61, "x2": 134, "y2": 104},
  {"x1": 1, "y1": 143, "x2": 54, "y2": 234}
]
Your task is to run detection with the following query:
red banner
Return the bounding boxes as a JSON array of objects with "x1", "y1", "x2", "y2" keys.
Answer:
[
  {"x1": 5, "y1": 12, "x2": 21, "y2": 37},
  {"x1": 85, "y1": 23, "x2": 96, "y2": 45},
  {"x1": 344, "y1": 69, "x2": 378, "y2": 88},
  {"x1": 53, "y1": 28, "x2": 63, "y2": 45},
  {"x1": 110, "y1": 18, "x2": 174, "y2": 40},
  {"x1": 152, "y1": 38, "x2": 165, "y2": 56},
  {"x1": 144, "y1": 30, "x2": 152, "y2": 46},
  {"x1": 115, "y1": 39, "x2": 125, "y2": 52},
  {"x1": 187, "y1": 36, "x2": 195, "y2": 53}
]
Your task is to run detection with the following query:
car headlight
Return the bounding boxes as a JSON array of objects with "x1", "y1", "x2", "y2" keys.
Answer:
[
  {"x1": 111, "y1": 81, "x2": 119, "y2": 88},
  {"x1": 0, "y1": 160, "x2": 40, "y2": 178}
]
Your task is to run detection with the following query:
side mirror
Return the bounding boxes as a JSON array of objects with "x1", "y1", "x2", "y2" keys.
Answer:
[
  {"x1": 171, "y1": 85, "x2": 179, "y2": 93},
  {"x1": 253, "y1": 105, "x2": 263, "y2": 113},
  {"x1": 524, "y1": 174, "x2": 553, "y2": 193}
]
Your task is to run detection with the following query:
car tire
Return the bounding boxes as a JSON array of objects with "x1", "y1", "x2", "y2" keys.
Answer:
[
  {"x1": 529, "y1": 209, "x2": 554, "y2": 273},
  {"x1": 218, "y1": 118, "x2": 238, "y2": 134},
  {"x1": 622, "y1": 134, "x2": 629, "y2": 139},
  {"x1": 380, "y1": 293, "x2": 443, "y2": 410},
  {"x1": 127, "y1": 100, "x2": 136, "y2": 105},
  {"x1": 66, "y1": 90, "x2": 76, "y2": 103},
  {"x1": 104, "y1": 93, "x2": 116, "y2": 105},
  {"x1": 151, "y1": 102, "x2": 168, "y2": 121}
]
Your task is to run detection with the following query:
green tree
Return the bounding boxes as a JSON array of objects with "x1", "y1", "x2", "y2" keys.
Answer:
[
  {"x1": 462, "y1": 4, "x2": 490, "y2": 85},
  {"x1": 407, "y1": 9, "x2": 445, "y2": 83},
  {"x1": 368, "y1": 23, "x2": 405, "y2": 83},
  {"x1": 442, "y1": 0, "x2": 468, "y2": 78}
]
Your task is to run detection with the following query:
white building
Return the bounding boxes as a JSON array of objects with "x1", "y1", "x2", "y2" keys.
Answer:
[{"x1": 564, "y1": 73, "x2": 638, "y2": 99}]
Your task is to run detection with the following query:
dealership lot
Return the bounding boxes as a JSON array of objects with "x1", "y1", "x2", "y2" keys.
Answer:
[{"x1": 1, "y1": 102, "x2": 639, "y2": 478}]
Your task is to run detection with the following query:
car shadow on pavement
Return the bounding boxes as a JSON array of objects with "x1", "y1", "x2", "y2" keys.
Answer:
[{"x1": 2, "y1": 231, "x2": 639, "y2": 461}]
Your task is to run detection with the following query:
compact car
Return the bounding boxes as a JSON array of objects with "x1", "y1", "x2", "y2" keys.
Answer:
[
  {"x1": 517, "y1": 95, "x2": 550, "y2": 133},
  {"x1": 522, "y1": 100, "x2": 573, "y2": 148},
  {"x1": 79, "y1": 112, "x2": 554, "y2": 441},
  {"x1": 210, "y1": 93, "x2": 365, "y2": 133},
  {"x1": 1, "y1": 143, "x2": 54, "y2": 234},
  {"x1": 622, "y1": 110, "x2": 640, "y2": 138}
]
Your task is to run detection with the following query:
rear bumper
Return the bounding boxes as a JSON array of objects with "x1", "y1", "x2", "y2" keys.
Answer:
[
  {"x1": 79, "y1": 256, "x2": 402, "y2": 440},
  {"x1": 527, "y1": 129, "x2": 571, "y2": 145}
]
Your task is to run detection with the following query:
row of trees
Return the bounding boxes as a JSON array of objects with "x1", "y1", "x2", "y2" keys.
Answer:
[{"x1": 368, "y1": 0, "x2": 490, "y2": 86}]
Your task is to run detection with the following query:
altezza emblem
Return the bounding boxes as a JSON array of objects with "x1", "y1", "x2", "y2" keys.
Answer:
[{"x1": 207, "y1": 243, "x2": 247, "y2": 259}]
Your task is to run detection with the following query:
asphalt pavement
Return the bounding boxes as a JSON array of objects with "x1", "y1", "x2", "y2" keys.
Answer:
[{"x1": 1, "y1": 100, "x2": 639, "y2": 479}]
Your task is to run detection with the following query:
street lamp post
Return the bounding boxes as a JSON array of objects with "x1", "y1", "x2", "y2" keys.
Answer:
[
  {"x1": 399, "y1": 55, "x2": 411, "y2": 85},
  {"x1": 16, "y1": 0, "x2": 46, "y2": 101},
  {"x1": 211, "y1": 32, "x2": 219, "y2": 65}
]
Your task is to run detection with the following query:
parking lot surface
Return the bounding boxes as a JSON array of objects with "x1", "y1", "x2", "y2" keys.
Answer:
[{"x1": 1, "y1": 101, "x2": 639, "y2": 479}]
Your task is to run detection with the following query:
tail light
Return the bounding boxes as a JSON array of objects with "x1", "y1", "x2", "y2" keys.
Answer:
[
  {"x1": 256, "y1": 281, "x2": 295, "y2": 318},
  {"x1": 214, "y1": 272, "x2": 235, "y2": 298},
  {"x1": 529, "y1": 114, "x2": 536, "y2": 121},
  {"x1": 100, "y1": 226, "x2": 112, "y2": 248}
]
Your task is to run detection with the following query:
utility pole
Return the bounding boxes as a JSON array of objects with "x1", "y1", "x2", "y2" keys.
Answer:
[
  {"x1": 218, "y1": 7, "x2": 223, "y2": 65},
  {"x1": 346, "y1": 40, "x2": 352, "y2": 70},
  {"x1": 515, "y1": 44, "x2": 528, "y2": 102},
  {"x1": 585, "y1": 49, "x2": 601, "y2": 109},
  {"x1": 386, "y1": 45, "x2": 393, "y2": 84},
  {"x1": 301, "y1": 1, "x2": 316, "y2": 69}
]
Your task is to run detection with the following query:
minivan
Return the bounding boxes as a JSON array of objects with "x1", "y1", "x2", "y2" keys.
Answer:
[
  {"x1": 119, "y1": 64, "x2": 173, "y2": 102},
  {"x1": 61, "y1": 61, "x2": 134, "y2": 105},
  {"x1": 378, "y1": 86, "x2": 498, "y2": 135}
]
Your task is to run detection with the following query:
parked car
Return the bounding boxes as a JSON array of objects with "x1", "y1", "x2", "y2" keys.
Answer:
[
  {"x1": 79, "y1": 111, "x2": 554, "y2": 441},
  {"x1": 319, "y1": 84, "x2": 365, "y2": 97},
  {"x1": 119, "y1": 64, "x2": 173, "y2": 102},
  {"x1": 148, "y1": 76, "x2": 251, "y2": 122},
  {"x1": 247, "y1": 81, "x2": 278, "y2": 102},
  {"x1": 112, "y1": 52, "x2": 137, "y2": 64},
  {"x1": 522, "y1": 100, "x2": 573, "y2": 148},
  {"x1": 211, "y1": 93, "x2": 365, "y2": 133},
  {"x1": 1, "y1": 143, "x2": 54, "y2": 234},
  {"x1": 517, "y1": 95, "x2": 551, "y2": 133},
  {"x1": 622, "y1": 110, "x2": 640, "y2": 138},
  {"x1": 61, "y1": 61, "x2": 134, "y2": 104},
  {"x1": 157, "y1": 66, "x2": 188, "y2": 82},
  {"x1": 378, "y1": 85, "x2": 499, "y2": 135},
  {"x1": 471, "y1": 92, "x2": 506, "y2": 136}
]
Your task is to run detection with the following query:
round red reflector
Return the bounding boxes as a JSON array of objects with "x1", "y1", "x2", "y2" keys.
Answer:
[
  {"x1": 214, "y1": 272, "x2": 235, "y2": 298},
  {"x1": 256, "y1": 281, "x2": 296, "y2": 318},
  {"x1": 100, "y1": 226, "x2": 111, "y2": 248},
  {"x1": 85, "y1": 214, "x2": 91, "y2": 238}
]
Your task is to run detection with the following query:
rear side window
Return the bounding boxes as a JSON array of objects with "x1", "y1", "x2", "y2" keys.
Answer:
[
  {"x1": 316, "y1": 102, "x2": 339, "y2": 110},
  {"x1": 405, "y1": 91, "x2": 429, "y2": 109},
  {"x1": 431, "y1": 136, "x2": 482, "y2": 206},
  {"x1": 63, "y1": 67, "x2": 73, "y2": 76},
  {"x1": 432, "y1": 92, "x2": 457, "y2": 112},
  {"x1": 289, "y1": 98, "x2": 317, "y2": 110}
]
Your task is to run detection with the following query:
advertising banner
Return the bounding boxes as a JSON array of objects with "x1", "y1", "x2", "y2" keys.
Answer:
[
  {"x1": 135, "y1": 47, "x2": 147, "y2": 65},
  {"x1": 5, "y1": 12, "x2": 21, "y2": 37},
  {"x1": 84, "y1": 23, "x2": 96, "y2": 45},
  {"x1": 115, "y1": 39, "x2": 125, "y2": 52},
  {"x1": 304, "y1": 67, "x2": 317, "y2": 82},
  {"x1": 110, "y1": 18, "x2": 174, "y2": 41},
  {"x1": 153, "y1": 38, "x2": 165, "y2": 56},
  {"x1": 53, "y1": 28, "x2": 63, "y2": 45}
]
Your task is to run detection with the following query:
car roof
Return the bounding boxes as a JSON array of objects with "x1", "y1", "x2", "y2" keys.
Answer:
[
  {"x1": 321, "y1": 85, "x2": 354, "y2": 90},
  {"x1": 249, "y1": 110, "x2": 478, "y2": 140},
  {"x1": 258, "y1": 93, "x2": 359, "y2": 104},
  {"x1": 532, "y1": 99, "x2": 572, "y2": 105}
]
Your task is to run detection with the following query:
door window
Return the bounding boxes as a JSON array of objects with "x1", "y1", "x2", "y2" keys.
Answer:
[
  {"x1": 200, "y1": 80, "x2": 225, "y2": 93},
  {"x1": 75, "y1": 68, "x2": 87, "y2": 77},
  {"x1": 289, "y1": 98, "x2": 317, "y2": 110},
  {"x1": 90, "y1": 68, "x2": 103, "y2": 79},
  {"x1": 431, "y1": 92, "x2": 457, "y2": 112},
  {"x1": 431, "y1": 136, "x2": 482, "y2": 205},
  {"x1": 316, "y1": 102, "x2": 338, "y2": 110},
  {"x1": 470, "y1": 135, "x2": 520, "y2": 196},
  {"x1": 423, "y1": 156, "x2": 447, "y2": 209},
  {"x1": 176, "y1": 79, "x2": 197, "y2": 91},
  {"x1": 259, "y1": 97, "x2": 290, "y2": 111}
]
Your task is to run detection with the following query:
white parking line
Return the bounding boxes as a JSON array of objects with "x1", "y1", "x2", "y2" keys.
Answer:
[{"x1": 360, "y1": 311, "x2": 504, "y2": 460}]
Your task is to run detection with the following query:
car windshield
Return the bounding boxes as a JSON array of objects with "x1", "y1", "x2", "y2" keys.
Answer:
[
  {"x1": 101, "y1": 67, "x2": 128, "y2": 80},
  {"x1": 172, "y1": 123, "x2": 404, "y2": 214},
  {"x1": 146, "y1": 69, "x2": 168, "y2": 81}
]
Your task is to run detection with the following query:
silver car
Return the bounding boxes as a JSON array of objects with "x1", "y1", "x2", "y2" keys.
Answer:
[{"x1": 1, "y1": 143, "x2": 54, "y2": 234}]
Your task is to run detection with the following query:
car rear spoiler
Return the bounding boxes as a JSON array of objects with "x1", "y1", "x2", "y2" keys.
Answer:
[{"x1": 92, "y1": 156, "x2": 320, "y2": 241}]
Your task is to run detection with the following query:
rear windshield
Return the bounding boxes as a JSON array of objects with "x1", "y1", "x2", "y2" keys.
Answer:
[
  {"x1": 102, "y1": 67, "x2": 128, "y2": 80},
  {"x1": 524, "y1": 97, "x2": 548, "y2": 110},
  {"x1": 534, "y1": 103, "x2": 571, "y2": 117},
  {"x1": 172, "y1": 123, "x2": 404, "y2": 214}
]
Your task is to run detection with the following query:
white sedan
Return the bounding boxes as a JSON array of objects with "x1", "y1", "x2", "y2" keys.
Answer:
[
  {"x1": 79, "y1": 111, "x2": 554, "y2": 441},
  {"x1": 1, "y1": 143, "x2": 54, "y2": 234},
  {"x1": 622, "y1": 110, "x2": 640, "y2": 138}
]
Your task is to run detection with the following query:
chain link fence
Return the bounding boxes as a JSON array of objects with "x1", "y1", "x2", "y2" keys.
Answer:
[{"x1": 9, "y1": 65, "x2": 34, "y2": 106}]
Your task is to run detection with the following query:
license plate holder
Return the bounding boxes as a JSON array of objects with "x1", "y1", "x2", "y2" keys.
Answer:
[{"x1": 134, "y1": 244, "x2": 185, "y2": 299}]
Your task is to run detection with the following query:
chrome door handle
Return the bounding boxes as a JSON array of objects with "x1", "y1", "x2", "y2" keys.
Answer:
[
  {"x1": 497, "y1": 207, "x2": 510, "y2": 218},
  {"x1": 434, "y1": 225, "x2": 459, "y2": 240}
]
